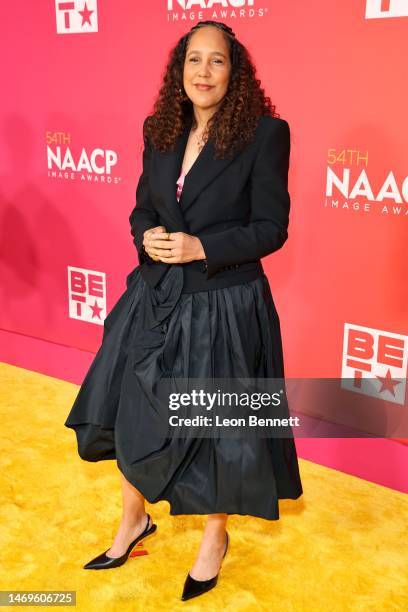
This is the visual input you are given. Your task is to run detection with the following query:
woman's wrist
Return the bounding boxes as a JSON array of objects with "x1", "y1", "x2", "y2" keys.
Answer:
[{"x1": 193, "y1": 236, "x2": 207, "y2": 261}]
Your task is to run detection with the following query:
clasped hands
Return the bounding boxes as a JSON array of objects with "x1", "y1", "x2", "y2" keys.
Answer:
[{"x1": 143, "y1": 226, "x2": 206, "y2": 264}]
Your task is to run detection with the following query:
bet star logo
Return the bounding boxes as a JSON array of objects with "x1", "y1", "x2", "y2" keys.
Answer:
[
  {"x1": 341, "y1": 323, "x2": 407, "y2": 405},
  {"x1": 68, "y1": 266, "x2": 106, "y2": 325},
  {"x1": 55, "y1": 0, "x2": 98, "y2": 34},
  {"x1": 366, "y1": 0, "x2": 408, "y2": 19}
]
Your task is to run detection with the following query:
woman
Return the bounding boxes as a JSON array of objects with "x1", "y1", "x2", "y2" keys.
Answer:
[{"x1": 65, "y1": 20, "x2": 303, "y2": 602}]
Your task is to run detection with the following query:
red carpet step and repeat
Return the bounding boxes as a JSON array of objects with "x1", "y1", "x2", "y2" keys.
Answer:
[{"x1": 1, "y1": 1, "x2": 407, "y2": 491}]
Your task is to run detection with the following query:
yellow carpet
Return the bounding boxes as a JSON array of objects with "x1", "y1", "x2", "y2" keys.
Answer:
[{"x1": 0, "y1": 361, "x2": 407, "y2": 611}]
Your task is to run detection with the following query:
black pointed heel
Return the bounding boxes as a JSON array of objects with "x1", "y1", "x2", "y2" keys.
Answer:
[
  {"x1": 181, "y1": 531, "x2": 229, "y2": 601},
  {"x1": 83, "y1": 513, "x2": 157, "y2": 570}
]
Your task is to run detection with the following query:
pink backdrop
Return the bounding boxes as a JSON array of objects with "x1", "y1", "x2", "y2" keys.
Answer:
[{"x1": 1, "y1": 1, "x2": 407, "y2": 492}]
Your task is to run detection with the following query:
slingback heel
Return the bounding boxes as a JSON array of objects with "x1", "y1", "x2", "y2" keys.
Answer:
[{"x1": 83, "y1": 512, "x2": 157, "y2": 570}]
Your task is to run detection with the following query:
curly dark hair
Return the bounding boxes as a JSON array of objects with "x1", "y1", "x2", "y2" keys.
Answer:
[{"x1": 144, "y1": 20, "x2": 280, "y2": 159}]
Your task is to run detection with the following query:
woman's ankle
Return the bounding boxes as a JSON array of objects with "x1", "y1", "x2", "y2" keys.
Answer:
[{"x1": 120, "y1": 510, "x2": 148, "y2": 530}]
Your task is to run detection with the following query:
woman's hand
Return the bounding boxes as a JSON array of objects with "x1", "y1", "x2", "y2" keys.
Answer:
[
  {"x1": 145, "y1": 231, "x2": 206, "y2": 264},
  {"x1": 143, "y1": 226, "x2": 167, "y2": 261}
]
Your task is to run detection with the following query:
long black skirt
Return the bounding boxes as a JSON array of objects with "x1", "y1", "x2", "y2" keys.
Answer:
[{"x1": 65, "y1": 264, "x2": 303, "y2": 520}]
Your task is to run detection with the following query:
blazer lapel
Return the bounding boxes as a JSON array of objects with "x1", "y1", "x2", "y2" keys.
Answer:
[
  {"x1": 152, "y1": 119, "x2": 191, "y2": 233},
  {"x1": 153, "y1": 114, "x2": 240, "y2": 229},
  {"x1": 179, "y1": 138, "x2": 237, "y2": 215}
]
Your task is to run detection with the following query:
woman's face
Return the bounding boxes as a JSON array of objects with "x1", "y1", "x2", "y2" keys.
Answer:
[{"x1": 183, "y1": 26, "x2": 231, "y2": 114}]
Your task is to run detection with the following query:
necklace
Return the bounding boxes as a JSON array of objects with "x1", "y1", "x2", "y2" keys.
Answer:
[
  {"x1": 192, "y1": 125, "x2": 207, "y2": 150},
  {"x1": 196, "y1": 131, "x2": 206, "y2": 150}
]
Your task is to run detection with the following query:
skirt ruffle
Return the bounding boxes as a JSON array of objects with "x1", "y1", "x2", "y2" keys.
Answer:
[{"x1": 65, "y1": 265, "x2": 303, "y2": 520}]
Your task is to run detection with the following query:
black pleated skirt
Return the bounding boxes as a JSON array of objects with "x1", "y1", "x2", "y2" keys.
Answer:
[{"x1": 65, "y1": 264, "x2": 303, "y2": 520}]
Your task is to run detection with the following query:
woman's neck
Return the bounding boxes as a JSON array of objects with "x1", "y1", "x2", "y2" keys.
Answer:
[{"x1": 192, "y1": 106, "x2": 217, "y2": 131}]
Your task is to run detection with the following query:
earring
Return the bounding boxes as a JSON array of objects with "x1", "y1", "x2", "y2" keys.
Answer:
[{"x1": 178, "y1": 87, "x2": 187, "y2": 101}]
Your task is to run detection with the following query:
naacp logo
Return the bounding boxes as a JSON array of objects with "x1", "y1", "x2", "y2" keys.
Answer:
[
  {"x1": 55, "y1": 0, "x2": 98, "y2": 34},
  {"x1": 325, "y1": 166, "x2": 408, "y2": 216},
  {"x1": 166, "y1": 0, "x2": 267, "y2": 19},
  {"x1": 324, "y1": 149, "x2": 408, "y2": 218},
  {"x1": 46, "y1": 131, "x2": 121, "y2": 183},
  {"x1": 168, "y1": 0, "x2": 255, "y2": 8}
]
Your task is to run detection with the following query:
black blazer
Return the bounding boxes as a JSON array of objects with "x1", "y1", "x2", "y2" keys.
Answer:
[{"x1": 129, "y1": 113, "x2": 291, "y2": 293}]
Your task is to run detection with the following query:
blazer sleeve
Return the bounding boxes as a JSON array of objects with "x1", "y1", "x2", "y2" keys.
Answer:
[
  {"x1": 198, "y1": 118, "x2": 291, "y2": 279},
  {"x1": 129, "y1": 117, "x2": 160, "y2": 264}
]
